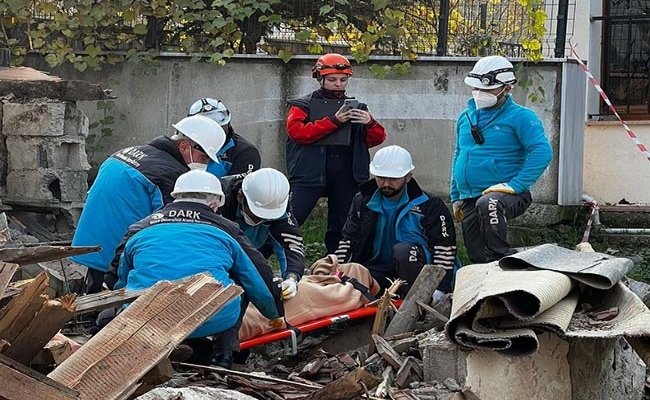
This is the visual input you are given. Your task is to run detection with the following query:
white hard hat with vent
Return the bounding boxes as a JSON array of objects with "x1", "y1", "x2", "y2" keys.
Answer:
[
  {"x1": 242, "y1": 168, "x2": 290, "y2": 220},
  {"x1": 172, "y1": 115, "x2": 226, "y2": 163},
  {"x1": 369, "y1": 145, "x2": 415, "y2": 178},
  {"x1": 171, "y1": 170, "x2": 225, "y2": 207},
  {"x1": 188, "y1": 98, "x2": 232, "y2": 127},
  {"x1": 464, "y1": 55, "x2": 517, "y2": 90}
]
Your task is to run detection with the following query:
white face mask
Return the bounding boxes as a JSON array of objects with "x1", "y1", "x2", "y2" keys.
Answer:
[
  {"x1": 188, "y1": 163, "x2": 207, "y2": 171},
  {"x1": 187, "y1": 147, "x2": 208, "y2": 170},
  {"x1": 472, "y1": 87, "x2": 506, "y2": 109},
  {"x1": 242, "y1": 210, "x2": 264, "y2": 226}
]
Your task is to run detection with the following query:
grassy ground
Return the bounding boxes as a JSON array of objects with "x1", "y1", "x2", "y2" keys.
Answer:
[{"x1": 296, "y1": 213, "x2": 650, "y2": 284}]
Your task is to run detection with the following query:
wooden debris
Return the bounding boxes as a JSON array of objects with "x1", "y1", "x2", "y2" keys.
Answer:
[
  {"x1": 372, "y1": 334, "x2": 404, "y2": 370},
  {"x1": 391, "y1": 336, "x2": 419, "y2": 355},
  {"x1": 415, "y1": 300, "x2": 450, "y2": 323},
  {"x1": 73, "y1": 287, "x2": 145, "y2": 315},
  {"x1": 176, "y1": 362, "x2": 323, "y2": 390},
  {"x1": 0, "y1": 272, "x2": 77, "y2": 364},
  {"x1": 130, "y1": 359, "x2": 176, "y2": 398},
  {"x1": 31, "y1": 340, "x2": 74, "y2": 370},
  {"x1": 395, "y1": 356, "x2": 422, "y2": 389},
  {"x1": 0, "y1": 245, "x2": 101, "y2": 265},
  {"x1": 299, "y1": 361, "x2": 384, "y2": 400},
  {"x1": 0, "y1": 262, "x2": 18, "y2": 298},
  {"x1": 374, "y1": 366, "x2": 394, "y2": 398},
  {"x1": 368, "y1": 279, "x2": 404, "y2": 355},
  {"x1": 0, "y1": 353, "x2": 79, "y2": 400},
  {"x1": 298, "y1": 354, "x2": 328, "y2": 376},
  {"x1": 384, "y1": 265, "x2": 446, "y2": 337},
  {"x1": 48, "y1": 275, "x2": 243, "y2": 400}
]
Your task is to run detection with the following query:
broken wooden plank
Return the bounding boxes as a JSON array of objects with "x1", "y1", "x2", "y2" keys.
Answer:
[
  {"x1": 0, "y1": 353, "x2": 79, "y2": 400},
  {"x1": 48, "y1": 275, "x2": 243, "y2": 400},
  {"x1": 0, "y1": 262, "x2": 18, "y2": 298},
  {"x1": 31, "y1": 340, "x2": 74, "y2": 369},
  {"x1": 0, "y1": 245, "x2": 101, "y2": 265},
  {"x1": 372, "y1": 334, "x2": 404, "y2": 371},
  {"x1": 1, "y1": 293, "x2": 77, "y2": 365},
  {"x1": 176, "y1": 362, "x2": 323, "y2": 390},
  {"x1": 384, "y1": 265, "x2": 446, "y2": 337},
  {"x1": 73, "y1": 287, "x2": 146, "y2": 315},
  {"x1": 391, "y1": 336, "x2": 419, "y2": 355},
  {"x1": 395, "y1": 356, "x2": 422, "y2": 389},
  {"x1": 368, "y1": 279, "x2": 404, "y2": 355},
  {"x1": 415, "y1": 300, "x2": 450, "y2": 323},
  {"x1": 0, "y1": 272, "x2": 50, "y2": 336},
  {"x1": 300, "y1": 361, "x2": 384, "y2": 400}
]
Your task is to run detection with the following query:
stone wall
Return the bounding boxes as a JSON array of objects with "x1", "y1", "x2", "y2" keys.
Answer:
[{"x1": 0, "y1": 69, "x2": 110, "y2": 234}]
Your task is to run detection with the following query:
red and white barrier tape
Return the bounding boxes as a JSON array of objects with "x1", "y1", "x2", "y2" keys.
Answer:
[{"x1": 570, "y1": 45, "x2": 650, "y2": 162}]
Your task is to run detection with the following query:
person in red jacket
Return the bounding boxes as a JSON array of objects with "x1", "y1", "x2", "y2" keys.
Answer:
[{"x1": 285, "y1": 53, "x2": 386, "y2": 254}]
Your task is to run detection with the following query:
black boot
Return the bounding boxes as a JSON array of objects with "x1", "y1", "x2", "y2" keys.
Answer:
[{"x1": 212, "y1": 349, "x2": 233, "y2": 369}]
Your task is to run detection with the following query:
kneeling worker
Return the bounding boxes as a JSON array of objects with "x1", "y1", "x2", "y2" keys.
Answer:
[
  {"x1": 109, "y1": 170, "x2": 283, "y2": 366},
  {"x1": 335, "y1": 145, "x2": 458, "y2": 298},
  {"x1": 220, "y1": 168, "x2": 305, "y2": 301}
]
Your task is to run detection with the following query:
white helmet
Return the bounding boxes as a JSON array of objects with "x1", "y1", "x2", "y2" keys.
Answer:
[
  {"x1": 172, "y1": 115, "x2": 225, "y2": 163},
  {"x1": 171, "y1": 170, "x2": 225, "y2": 207},
  {"x1": 188, "y1": 98, "x2": 232, "y2": 127},
  {"x1": 241, "y1": 168, "x2": 290, "y2": 220},
  {"x1": 369, "y1": 145, "x2": 415, "y2": 178},
  {"x1": 464, "y1": 56, "x2": 517, "y2": 90}
]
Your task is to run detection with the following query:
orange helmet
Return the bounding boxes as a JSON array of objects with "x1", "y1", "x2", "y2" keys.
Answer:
[{"x1": 311, "y1": 53, "x2": 353, "y2": 79}]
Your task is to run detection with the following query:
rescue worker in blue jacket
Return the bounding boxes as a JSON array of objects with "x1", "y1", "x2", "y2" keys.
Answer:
[
  {"x1": 335, "y1": 146, "x2": 458, "y2": 298},
  {"x1": 109, "y1": 170, "x2": 284, "y2": 366},
  {"x1": 188, "y1": 98, "x2": 261, "y2": 178},
  {"x1": 71, "y1": 116, "x2": 226, "y2": 294},
  {"x1": 220, "y1": 168, "x2": 305, "y2": 301},
  {"x1": 451, "y1": 56, "x2": 553, "y2": 263},
  {"x1": 285, "y1": 53, "x2": 386, "y2": 254}
]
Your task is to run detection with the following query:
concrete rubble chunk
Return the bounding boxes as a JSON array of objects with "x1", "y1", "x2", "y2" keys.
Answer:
[
  {"x1": 0, "y1": 66, "x2": 113, "y2": 101},
  {"x1": 7, "y1": 137, "x2": 90, "y2": 171},
  {"x1": 3, "y1": 102, "x2": 66, "y2": 137},
  {"x1": 6, "y1": 169, "x2": 88, "y2": 203},
  {"x1": 419, "y1": 330, "x2": 467, "y2": 385},
  {"x1": 135, "y1": 387, "x2": 258, "y2": 400}
]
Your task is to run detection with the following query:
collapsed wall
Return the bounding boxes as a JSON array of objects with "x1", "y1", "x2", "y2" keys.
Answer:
[{"x1": 0, "y1": 66, "x2": 111, "y2": 238}]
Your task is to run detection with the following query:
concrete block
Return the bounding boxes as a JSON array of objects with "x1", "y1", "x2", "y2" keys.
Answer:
[
  {"x1": 568, "y1": 337, "x2": 645, "y2": 400},
  {"x1": 464, "y1": 332, "x2": 645, "y2": 400},
  {"x1": 6, "y1": 137, "x2": 90, "y2": 171},
  {"x1": 419, "y1": 330, "x2": 467, "y2": 385},
  {"x1": 2, "y1": 101, "x2": 65, "y2": 137},
  {"x1": 6, "y1": 169, "x2": 88, "y2": 202},
  {"x1": 64, "y1": 102, "x2": 89, "y2": 138}
]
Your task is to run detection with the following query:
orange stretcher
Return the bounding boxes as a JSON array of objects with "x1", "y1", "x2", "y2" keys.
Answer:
[{"x1": 240, "y1": 300, "x2": 402, "y2": 355}]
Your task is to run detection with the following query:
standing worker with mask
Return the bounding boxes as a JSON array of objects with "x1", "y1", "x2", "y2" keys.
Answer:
[
  {"x1": 220, "y1": 168, "x2": 305, "y2": 301},
  {"x1": 188, "y1": 98, "x2": 261, "y2": 178},
  {"x1": 451, "y1": 55, "x2": 552, "y2": 264},
  {"x1": 335, "y1": 146, "x2": 457, "y2": 298},
  {"x1": 108, "y1": 170, "x2": 283, "y2": 367},
  {"x1": 286, "y1": 53, "x2": 386, "y2": 254},
  {"x1": 71, "y1": 115, "x2": 226, "y2": 293}
]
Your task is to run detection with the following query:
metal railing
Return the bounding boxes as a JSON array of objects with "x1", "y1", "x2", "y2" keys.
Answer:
[{"x1": 19, "y1": 0, "x2": 575, "y2": 58}]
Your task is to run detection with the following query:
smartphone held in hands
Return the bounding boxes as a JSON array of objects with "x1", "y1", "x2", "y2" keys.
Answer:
[{"x1": 343, "y1": 99, "x2": 359, "y2": 111}]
